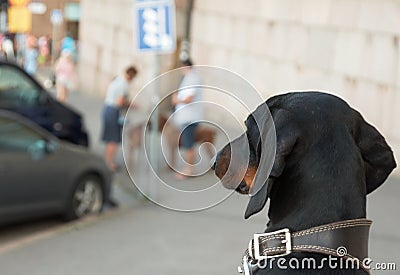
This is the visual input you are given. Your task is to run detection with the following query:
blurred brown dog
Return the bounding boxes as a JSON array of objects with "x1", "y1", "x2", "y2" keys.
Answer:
[{"x1": 126, "y1": 114, "x2": 216, "y2": 169}]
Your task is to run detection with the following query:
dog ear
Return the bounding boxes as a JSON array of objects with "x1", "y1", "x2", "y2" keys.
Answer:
[
  {"x1": 243, "y1": 104, "x2": 275, "y2": 219},
  {"x1": 245, "y1": 109, "x2": 298, "y2": 219},
  {"x1": 356, "y1": 116, "x2": 396, "y2": 194},
  {"x1": 248, "y1": 104, "x2": 276, "y2": 196},
  {"x1": 245, "y1": 181, "x2": 270, "y2": 219}
]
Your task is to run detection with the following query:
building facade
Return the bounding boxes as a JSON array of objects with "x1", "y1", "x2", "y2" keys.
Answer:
[{"x1": 79, "y1": 0, "x2": 400, "y2": 174}]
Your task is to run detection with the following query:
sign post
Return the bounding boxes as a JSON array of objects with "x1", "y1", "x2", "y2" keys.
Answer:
[
  {"x1": 135, "y1": 0, "x2": 176, "y2": 53},
  {"x1": 134, "y1": 0, "x2": 176, "y2": 199}
]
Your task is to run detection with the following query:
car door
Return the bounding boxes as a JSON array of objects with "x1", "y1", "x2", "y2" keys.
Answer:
[
  {"x1": 0, "y1": 63, "x2": 51, "y2": 129},
  {"x1": 0, "y1": 115, "x2": 62, "y2": 219}
]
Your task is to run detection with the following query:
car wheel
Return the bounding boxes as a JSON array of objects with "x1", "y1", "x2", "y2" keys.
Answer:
[{"x1": 65, "y1": 175, "x2": 104, "y2": 221}]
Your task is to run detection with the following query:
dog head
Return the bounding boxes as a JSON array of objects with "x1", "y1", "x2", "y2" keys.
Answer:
[
  {"x1": 212, "y1": 103, "x2": 276, "y2": 218},
  {"x1": 213, "y1": 92, "x2": 397, "y2": 222}
]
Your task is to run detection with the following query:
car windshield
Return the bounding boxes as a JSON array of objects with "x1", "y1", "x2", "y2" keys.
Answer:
[{"x1": 0, "y1": 65, "x2": 41, "y2": 107}]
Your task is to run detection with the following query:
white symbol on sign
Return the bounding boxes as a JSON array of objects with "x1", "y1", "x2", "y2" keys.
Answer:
[{"x1": 142, "y1": 7, "x2": 173, "y2": 49}]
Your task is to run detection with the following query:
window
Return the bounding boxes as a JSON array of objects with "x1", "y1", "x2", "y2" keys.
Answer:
[
  {"x1": 0, "y1": 117, "x2": 44, "y2": 152},
  {"x1": 0, "y1": 65, "x2": 41, "y2": 108}
]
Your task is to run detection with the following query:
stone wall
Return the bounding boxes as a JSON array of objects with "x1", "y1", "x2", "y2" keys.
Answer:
[
  {"x1": 79, "y1": 0, "x2": 399, "y2": 174},
  {"x1": 190, "y1": 0, "x2": 400, "y2": 174},
  {"x1": 78, "y1": 0, "x2": 186, "y2": 110}
]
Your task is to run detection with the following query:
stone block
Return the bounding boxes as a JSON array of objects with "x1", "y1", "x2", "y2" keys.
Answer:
[
  {"x1": 253, "y1": 59, "x2": 276, "y2": 95},
  {"x1": 78, "y1": 63, "x2": 97, "y2": 95},
  {"x1": 210, "y1": 0, "x2": 234, "y2": 15},
  {"x1": 396, "y1": 39, "x2": 400, "y2": 90},
  {"x1": 208, "y1": 48, "x2": 229, "y2": 67},
  {"x1": 351, "y1": 81, "x2": 381, "y2": 127},
  {"x1": 360, "y1": 35, "x2": 396, "y2": 85},
  {"x1": 306, "y1": 28, "x2": 337, "y2": 71},
  {"x1": 285, "y1": 25, "x2": 308, "y2": 65},
  {"x1": 333, "y1": 31, "x2": 366, "y2": 78},
  {"x1": 248, "y1": 58, "x2": 273, "y2": 95},
  {"x1": 193, "y1": 0, "x2": 214, "y2": 12},
  {"x1": 247, "y1": 19, "x2": 267, "y2": 57},
  {"x1": 301, "y1": 0, "x2": 331, "y2": 26},
  {"x1": 358, "y1": 0, "x2": 400, "y2": 35},
  {"x1": 100, "y1": 48, "x2": 114, "y2": 75},
  {"x1": 389, "y1": 141, "x2": 400, "y2": 176},
  {"x1": 215, "y1": 16, "x2": 234, "y2": 50},
  {"x1": 378, "y1": 86, "x2": 396, "y2": 136},
  {"x1": 228, "y1": 51, "x2": 246, "y2": 76},
  {"x1": 295, "y1": 66, "x2": 327, "y2": 91},
  {"x1": 239, "y1": 54, "x2": 262, "y2": 90},
  {"x1": 229, "y1": 0, "x2": 262, "y2": 18},
  {"x1": 203, "y1": 13, "x2": 220, "y2": 47},
  {"x1": 79, "y1": 41, "x2": 98, "y2": 67},
  {"x1": 329, "y1": 0, "x2": 360, "y2": 28},
  {"x1": 230, "y1": 18, "x2": 250, "y2": 52},
  {"x1": 115, "y1": 29, "x2": 135, "y2": 56},
  {"x1": 390, "y1": 89, "x2": 400, "y2": 140},
  {"x1": 268, "y1": 24, "x2": 289, "y2": 61},
  {"x1": 274, "y1": 62, "x2": 299, "y2": 92},
  {"x1": 274, "y1": 0, "x2": 302, "y2": 22},
  {"x1": 259, "y1": 0, "x2": 280, "y2": 21}
]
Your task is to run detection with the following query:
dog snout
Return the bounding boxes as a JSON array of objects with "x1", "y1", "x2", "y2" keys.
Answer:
[{"x1": 236, "y1": 181, "x2": 250, "y2": 194}]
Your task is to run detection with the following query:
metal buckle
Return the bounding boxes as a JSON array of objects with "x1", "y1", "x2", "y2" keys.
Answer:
[{"x1": 253, "y1": 228, "x2": 292, "y2": 260}]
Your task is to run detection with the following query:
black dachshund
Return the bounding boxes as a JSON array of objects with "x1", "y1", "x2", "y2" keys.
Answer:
[{"x1": 213, "y1": 92, "x2": 396, "y2": 274}]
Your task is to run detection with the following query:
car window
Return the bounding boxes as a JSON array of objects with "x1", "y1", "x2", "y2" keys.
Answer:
[
  {"x1": 0, "y1": 65, "x2": 41, "y2": 107},
  {"x1": 0, "y1": 117, "x2": 45, "y2": 152}
]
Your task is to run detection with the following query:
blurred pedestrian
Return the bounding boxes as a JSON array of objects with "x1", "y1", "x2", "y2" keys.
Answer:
[
  {"x1": 61, "y1": 32, "x2": 76, "y2": 60},
  {"x1": 2, "y1": 35, "x2": 15, "y2": 61},
  {"x1": 101, "y1": 66, "x2": 138, "y2": 171},
  {"x1": 23, "y1": 35, "x2": 38, "y2": 75},
  {"x1": 37, "y1": 35, "x2": 50, "y2": 66},
  {"x1": 171, "y1": 59, "x2": 203, "y2": 179},
  {"x1": 54, "y1": 49, "x2": 75, "y2": 102}
]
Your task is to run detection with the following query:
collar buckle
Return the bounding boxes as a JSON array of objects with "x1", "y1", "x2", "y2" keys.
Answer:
[{"x1": 253, "y1": 228, "x2": 292, "y2": 260}]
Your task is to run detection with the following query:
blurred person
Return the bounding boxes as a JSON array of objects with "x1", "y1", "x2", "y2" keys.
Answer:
[
  {"x1": 101, "y1": 66, "x2": 138, "y2": 171},
  {"x1": 14, "y1": 33, "x2": 27, "y2": 64},
  {"x1": 2, "y1": 36, "x2": 15, "y2": 61},
  {"x1": 61, "y1": 32, "x2": 76, "y2": 60},
  {"x1": 54, "y1": 49, "x2": 75, "y2": 102},
  {"x1": 37, "y1": 35, "x2": 50, "y2": 66},
  {"x1": 23, "y1": 35, "x2": 38, "y2": 75},
  {"x1": 171, "y1": 59, "x2": 203, "y2": 179}
]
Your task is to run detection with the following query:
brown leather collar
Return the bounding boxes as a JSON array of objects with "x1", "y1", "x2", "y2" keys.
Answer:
[{"x1": 242, "y1": 218, "x2": 372, "y2": 274}]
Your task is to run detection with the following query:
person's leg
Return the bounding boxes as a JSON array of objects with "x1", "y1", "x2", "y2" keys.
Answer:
[
  {"x1": 175, "y1": 123, "x2": 198, "y2": 179},
  {"x1": 184, "y1": 148, "x2": 195, "y2": 173},
  {"x1": 56, "y1": 83, "x2": 67, "y2": 102},
  {"x1": 105, "y1": 142, "x2": 118, "y2": 171}
]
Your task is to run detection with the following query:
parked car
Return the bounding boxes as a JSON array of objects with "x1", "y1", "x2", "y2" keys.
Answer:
[
  {"x1": 0, "y1": 61, "x2": 89, "y2": 147},
  {"x1": 0, "y1": 110, "x2": 112, "y2": 225}
]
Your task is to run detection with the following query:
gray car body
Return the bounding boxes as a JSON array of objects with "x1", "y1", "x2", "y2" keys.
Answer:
[{"x1": 0, "y1": 111, "x2": 112, "y2": 225}]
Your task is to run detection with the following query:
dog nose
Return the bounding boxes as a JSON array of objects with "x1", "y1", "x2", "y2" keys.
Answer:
[{"x1": 210, "y1": 154, "x2": 217, "y2": 170}]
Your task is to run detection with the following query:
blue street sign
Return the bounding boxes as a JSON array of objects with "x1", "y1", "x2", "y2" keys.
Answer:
[{"x1": 135, "y1": 0, "x2": 176, "y2": 53}]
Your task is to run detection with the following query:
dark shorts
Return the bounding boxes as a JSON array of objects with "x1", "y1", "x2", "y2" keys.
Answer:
[
  {"x1": 180, "y1": 123, "x2": 198, "y2": 149},
  {"x1": 101, "y1": 105, "x2": 122, "y2": 143}
]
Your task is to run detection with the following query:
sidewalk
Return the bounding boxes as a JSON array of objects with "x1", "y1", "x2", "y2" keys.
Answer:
[
  {"x1": 69, "y1": 90, "x2": 400, "y2": 273},
  {"x1": 16, "y1": 69, "x2": 399, "y2": 274}
]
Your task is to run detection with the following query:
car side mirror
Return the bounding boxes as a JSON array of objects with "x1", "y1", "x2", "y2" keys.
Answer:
[
  {"x1": 28, "y1": 140, "x2": 58, "y2": 160},
  {"x1": 46, "y1": 140, "x2": 59, "y2": 153}
]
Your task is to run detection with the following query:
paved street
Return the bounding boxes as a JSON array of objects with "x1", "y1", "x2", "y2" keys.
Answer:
[{"x1": 0, "y1": 88, "x2": 399, "y2": 274}]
